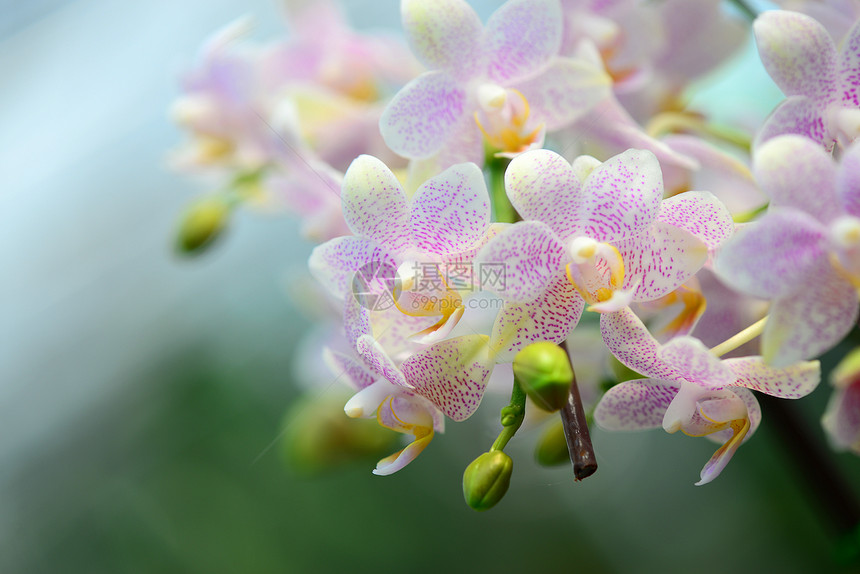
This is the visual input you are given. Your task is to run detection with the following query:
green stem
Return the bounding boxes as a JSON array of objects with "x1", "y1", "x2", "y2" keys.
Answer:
[
  {"x1": 488, "y1": 156, "x2": 518, "y2": 224},
  {"x1": 727, "y1": 0, "x2": 758, "y2": 21},
  {"x1": 491, "y1": 379, "x2": 527, "y2": 452}
]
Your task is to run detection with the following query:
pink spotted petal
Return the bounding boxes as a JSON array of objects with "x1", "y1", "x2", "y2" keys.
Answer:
[
  {"x1": 838, "y1": 140, "x2": 860, "y2": 217},
  {"x1": 380, "y1": 71, "x2": 468, "y2": 160},
  {"x1": 309, "y1": 236, "x2": 399, "y2": 299},
  {"x1": 714, "y1": 208, "x2": 828, "y2": 300},
  {"x1": 822, "y1": 381, "x2": 860, "y2": 453},
  {"x1": 401, "y1": 0, "x2": 483, "y2": 79},
  {"x1": 754, "y1": 135, "x2": 840, "y2": 223},
  {"x1": 400, "y1": 334, "x2": 494, "y2": 421},
  {"x1": 505, "y1": 149, "x2": 583, "y2": 241},
  {"x1": 839, "y1": 17, "x2": 860, "y2": 107},
  {"x1": 730, "y1": 387, "x2": 762, "y2": 439},
  {"x1": 374, "y1": 395, "x2": 436, "y2": 475},
  {"x1": 755, "y1": 95, "x2": 829, "y2": 148},
  {"x1": 512, "y1": 57, "x2": 611, "y2": 130},
  {"x1": 754, "y1": 10, "x2": 839, "y2": 101},
  {"x1": 341, "y1": 155, "x2": 410, "y2": 248},
  {"x1": 578, "y1": 149, "x2": 664, "y2": 243},
  {"x1": 489, "y1": 273, "x2": 585, "y2": 362},
  {"x1": 594, "y1": 379, "x2": 679, "y2": 431},
  {"x1": 435, "y1": 110, "x2": 486, "y2": 167},
  {"x1": 483, "y1": 0, "x2": 563, "y2": 84},
  {"x1": 724, "y1": 356, "x2": 821, "y2": 398},
  {"x1": 655, "y1": 191, "x2": 733, "y2": 251},
  {"x1": 618, "y1": 222, "x2": 708, "y2": 302},
  {"x1": 474, "y1": 220, "x2": 566, "y2": 302},
  {"x1": 658, "y1": 337, "x2": 735, "y2": 390},
  {"x1": 762, "y1": 260, "x2": 860, "y2": 367},
  {"x1": 356, "y1": 334, "x2": 408, "y2": 387},
  {"x1": 322, "y1": 347, "x2": 376, "y2": 391},
  {"x1": 599, "y1": 307, "x2": 680, "y2": 380},
  {"x1": 409, "y1": 163, "x2": 490, "y2": 256}
]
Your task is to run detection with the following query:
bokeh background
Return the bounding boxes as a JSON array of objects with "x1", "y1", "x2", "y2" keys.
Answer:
[{"x1": 4, "y1": 0, "x2": 860, "y2": 572}]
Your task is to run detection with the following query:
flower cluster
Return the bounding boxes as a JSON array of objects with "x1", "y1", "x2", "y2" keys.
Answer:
[{"x1": 169, "y1": 0, "x2": 860, "y2": 509}]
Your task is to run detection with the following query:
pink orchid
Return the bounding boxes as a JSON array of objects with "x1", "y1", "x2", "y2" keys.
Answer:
[
  {"x1": 474, "y1": 148, "x2": 733, "y2": 358},
  {"x1": 822, "y1": 348, "x2": 860, "y2": 455},
  {"x1": 380, "y1": 0, "x2": 610, "y2": 165},
  {"x1": 595, "y1": 307, "x2": 820, "y2": 485},
  {"x1": 754, "y1": 10, "x2": 860, "y2": 150},
  {"x1": 774, "y1": 0, "x2": 860, "y2": 44},
  {"x1": 714, "y1": 135, "x2": 860, "y2": 367}
]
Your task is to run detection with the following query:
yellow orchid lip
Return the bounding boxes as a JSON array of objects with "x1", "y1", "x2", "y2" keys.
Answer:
[
  {"x1": 565, "y1": 239, "x2": 626, "y2": 308},
  {"x1": 474, "y1": 88, "x2": 544, "y2": 155}
]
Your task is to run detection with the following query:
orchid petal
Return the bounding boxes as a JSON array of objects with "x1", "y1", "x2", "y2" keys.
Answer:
[
  {"x1": 839, "y1": 17, "x2": 860, "y2": 107},
  {"x1": 309, "y1": 236, "x2": 398, "y2": 299},
  {"x1": 345, "y1": 379, "x2": 393, "y2": 418},
  {"x1": 655, "y1": 191, "x2": 734, "y2": 250},
  {"x1": 754, "y1": 10, "x2": 839, "y2": 101},
  {"x1": 374, "y1": 395, "x2": 435, "y2": 475},
  {"x1": 594, "y1": 379, "x2": 679, "y2": 430},
  {"x1": 401, "y1": 0, "x2": 483, "y2": 78},
  {"x1": 755, "y1": 95, "x2": 829, "y2": 148},
  {"x1": 578, "y1": 148, "x2": 664, "y2": 243},
  {"x1": 599, "y1": 307, "x2": 680, "y2": 380},
  {"x1": 763, "y1": 261, "x2": 859, "y2": 367},
  {"x1": 489, "y1": 273, "x2": 585, "y2": 362},
  {"x1": 409, "y1": 163, "x2": 490, "y2": 255},
  {"x1": 341, "y1": 155, "x2": 410, "y2": 248},
  {"x1": 698, "y1": 396, "x2": 748, "y2": 426},
  {"x1": 483, "y1": 0, "x2": 563, "y2": 83},
  {"x1": 838, "y1": 140, "x2": 860, "y2": 217},
  {"x1": 724, "y1": 356, "x2": 821, "y2": 398},
  {"x1": 474, "y1": 220, "x2": 566, "y2": 302},
  {"x1": 400, "y1": 334, "x2": 494, "y2": 421},
  {"x1": 659, "y1": 337, "x2": 735, "y2": 390},
  {"x1": 754, "y1": 135, "x2": 840, "y2": 222},
  {"x1": 505, "y1": 149, "x2": 583, "y2": 240},
  {"x1": 618, "y1": 222, "x2": 708, "y2": 302},
  {"x1": 696, "y1": 417, "x2": 749, "y2": 486},
  {"x1": 822, "y1": 382, "x2": 860, "y2": 453},
  {"x1": 714, "y1": 208, "x2": 828, "y2": 300},
  {"x1": 512, "y1": 57, "x2": 611, "y2": 130},
  {"x1": 356, "y1": 334, "x2": 408, "y2": 387},
  {"x1": 380, "y1": 71, "x2": 468, "y2": 160},
  {"x1": 323, "y1": 347, "x2": 376, "y2": 392}
]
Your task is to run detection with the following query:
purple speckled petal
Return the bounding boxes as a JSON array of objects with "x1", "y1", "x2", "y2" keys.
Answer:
[
  {"x1": 374, "y1": 395, "x2": 435, "y2": 475},
  {"x1": 599, "y1": 307, "x2": 680, "y2": 380},
  {"x1": 731, "y1": 387, "x2": 762, "y2": 440},
  {"x1": 322, "y1": 347, "x2": 376, "y2": 391},
  {"x1": 655, "y1": 191, "x2": 733, "y2": 251},
  {"x1": 755, "y1": 95, "x2": 829, "y2": 148},
  {"x1": 489, "y1": 273, "x2": 585, "y2": 362},
  {"x1": 483, "y1": 0, "x2": 563, "y2": 83},
  {"x1": 594, "y1": 379, "x2": 678, "y2": 431},
  {"x1": 658, "y1": 337, "x2": 734, "y2": 390},
  {"x1": 577, "y1": 149, "x2": 664, "y2": 243},
  {"x1": 505, "y1": 149, "x2": 583, "y2": 240},
  {"x1": 724, "y1": 356, "x2": 821, "y2": 398},
  {"x1": 762, "y1": 259, "x2": 860, "y2": 367},
  {"x1": 512, "y1": 57, "x2": 610, "y2": 130},
  {"x1": 837, "y1": 140, "x2": 860, "y2": 217},
  {"x1": 822, "y1": 381, "x2": 860, "y2": 452},
  {"x1": 356, "y1": 334, "x2": 408, "y2": 387},
  {"x1": 400, "y1": 334, "x2": 494, "y2": 421},
  {"x1": 714, "y1": 208, "x2": 828, "y2": 300},
  {"x1": 409, "y1": 163, "x2": 490, "y2": 256},
  {"x1": 839, "y1": 17, "x2": 860, "y2": 107},
  {"x1": 617, "y1": 222, "x2": 708, "y2": 302},
  {"x1": 380, "y1": 71, "x2": 468, "y2": 160},
  {"x1": 754, "y1": 135, "x2": 840, "y2": 223},
  {"x1": 401, "y1": 0, "x2": 483, "y2": 79},
  {"x1": 473, "y1": 220, "x2": 566, "y2": 302},
  {"x1": 754, "y1": 10, "x2": 839, "y2": 101},
  {"x1": 341, "y1": 155, "x2": 410, "y2": 249},
  {"x1": 309, "y1": 236, "x2": 398, "y2": 299}
]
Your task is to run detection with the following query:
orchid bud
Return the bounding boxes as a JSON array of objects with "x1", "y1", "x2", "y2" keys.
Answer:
[
  {"x1": 463, "y1": 450, "x2": 513, "y2": 511},
  {"x1": 176, "y1": 196, "x2": 231, "y2": 254},
  {"x1": 512, "y1": 342, "x2": 573, "y2": 412},
  {"x1": 535, "y1": 420, "x2": 569, "y2": 467}
]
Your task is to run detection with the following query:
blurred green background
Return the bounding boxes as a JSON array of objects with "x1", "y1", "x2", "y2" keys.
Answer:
[{"x1": 3, "y1": 0, "x2": 860, "y2": 572}]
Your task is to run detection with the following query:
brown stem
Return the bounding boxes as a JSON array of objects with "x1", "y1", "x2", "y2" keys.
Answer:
[{"x1": 559, "y1": 340, "x2": 598, "y2": 480}]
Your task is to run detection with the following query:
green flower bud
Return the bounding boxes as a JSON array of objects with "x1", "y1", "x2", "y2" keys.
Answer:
[
  {"x1": 535, "y1": 420, "x2": 570, "y2": 467},
  {"x1": 512, "y1": 341, "x2": 573, "y2": 412},
  {"x1": 462, "y1": 450, "x2": 513, "y2": 511},
  {"x1": 176, "y1": 196, "x2": 231, "y2": 254},
  {"x1": 280, "y1": 392, "x2": 398, "y2": 475}
]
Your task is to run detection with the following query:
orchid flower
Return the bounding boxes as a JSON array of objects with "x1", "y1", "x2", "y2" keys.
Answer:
[
  {"x1": 773, "y1": 0, "x2": 860, "y2": 44},
  {"x1": 595, "y1": 307, "x2": 820, "y2": 485},
  {"x1": 822, "y1": 348, "x2": 860, "y2": 455},
  {"x1": 754, "y1": 10, "x2": 860, "y2": 150},
  {"x1": 715, "y1": 135, "x2": 860, "y2": 367},
  {"x1": 380, "y1": 0, "x2": 610, "y2": 166},
  {"x1": 474, "y1": 148, "x2": 733, "y2": 360}
]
